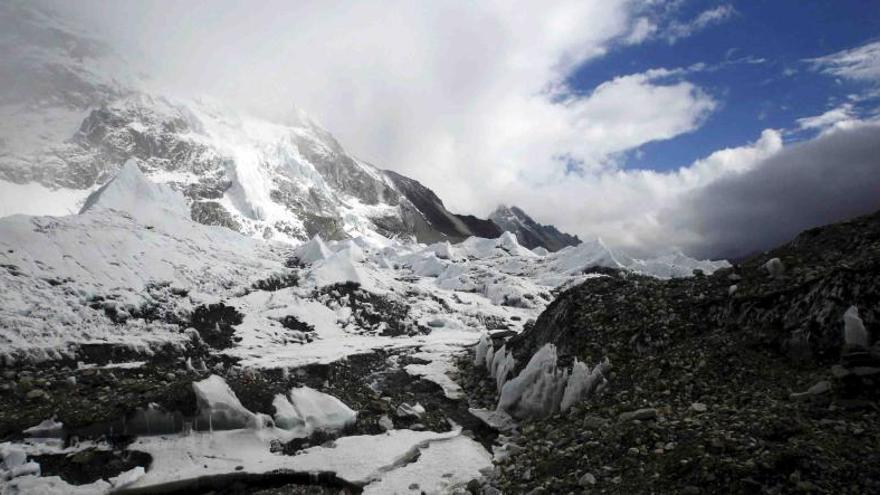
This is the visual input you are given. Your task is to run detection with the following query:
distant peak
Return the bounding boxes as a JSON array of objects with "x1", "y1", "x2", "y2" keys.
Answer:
[{"x1": 489, "y1": 205, "x2": 580, "y2": 252}]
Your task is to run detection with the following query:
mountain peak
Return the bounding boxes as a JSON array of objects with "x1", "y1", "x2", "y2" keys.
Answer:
[{"x1": 490, "y1": 205, "x2": 580, "y2": 252}]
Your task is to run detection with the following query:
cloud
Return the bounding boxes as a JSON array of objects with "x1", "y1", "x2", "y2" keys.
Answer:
[
  {"x1": 619, "y1": 3, "x2": 736, "y2": 47},
  {"x1": 667, "y1": 122, "x2": 880, "y2": 258},
  {"x1": 509, "y1": 128, "x2": 784, "y2": 258},
  {"x1": 796, "y1": 104, "x2": 856, "y2": 131},
  {"x1": 662, "y1": 5, "x2": 736, "y2": 44},
  {"x1": 809, "y1": 40, "x2": 880, "y2": 83},
  {"x1": 508, "y1": 119, "x2": 880, "y2": 260},
  {"x1": 624, "y1": 17, "x2": 658, "y2": 45},
  {"x1": 37, "y1": 0, "x2": 725, "y2": 216},
  {"x1": 24, "y1": 1, "x2": 876, "y2": 261},
  {"x1": 36, "y1": 2, "x2": 638, "y2": 194}
]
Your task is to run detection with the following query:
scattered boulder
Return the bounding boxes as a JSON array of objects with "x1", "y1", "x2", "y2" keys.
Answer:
[{"x1": 619, "y1": 408, "x2": 658, "y2": 422}]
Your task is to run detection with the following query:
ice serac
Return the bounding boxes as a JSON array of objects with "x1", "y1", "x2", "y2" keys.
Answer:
[
  {"x1": 273, "y1": 386, "x2": 357, "y2": 434},
  {"x1": 79, "y1": 159, "x2": 189, "y2": 224},
  {"x1": 490, "y1": 205, "x2": 581, "y2": 252},
  {"x1": 293, "y1": 235, "x2": 332, "y2": 265},
  {"x1": 192, "y1": 375, "x2": 262, "y2": 430}
]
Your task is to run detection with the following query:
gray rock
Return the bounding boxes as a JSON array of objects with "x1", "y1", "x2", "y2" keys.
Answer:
[
  {"x1": 26, "y1": 389, "x2": 47, "y2": 400},
  {"x1": 763, "y1": 257, "x2": 785, "y2": 278},
  {"x1": 830, "y1": 364, "x2": 851, "y2": 379},
  {"x1": 852, "y1": 366, "x2": 880, "y2": 377},
  {"x1": 619, "y1": 408, "x2": 658, "y2": 421},
  {"x1": 578, "y1": 472, "x2": 597, "y2": 486},
  {"x1": 790, "y1": 380, "x2": 831, "y2": 400},
  {"x1": 377, "y1": 415, "x2": 394, "y2": 431}
]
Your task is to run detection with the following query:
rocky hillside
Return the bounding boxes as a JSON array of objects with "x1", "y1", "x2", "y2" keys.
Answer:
[
  {"x1": 382, "y1": 170, "x2": 502, "y2": 243},
  {"x1": 490, "y1": 205, "x2": 581, "y2": 252},
  {"x1": 471, "y1": 210, "x2": 880, "y2": 494}
]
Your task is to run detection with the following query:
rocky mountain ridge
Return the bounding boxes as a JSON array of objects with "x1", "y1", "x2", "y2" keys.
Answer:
[{"x1": 490, "y1": 205, "x2": 581, "y2": 252}]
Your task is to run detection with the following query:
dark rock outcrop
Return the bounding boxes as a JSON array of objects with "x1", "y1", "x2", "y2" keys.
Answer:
[
  {"x1": 488, "y1": 210, "x2": 880, "y2": 494},
  {"x1": 490, "y1": 205, "x2": 580, "y2": 252},
  {"x1": 383, "y1": 170, "x2": 502, "y2": 243}
]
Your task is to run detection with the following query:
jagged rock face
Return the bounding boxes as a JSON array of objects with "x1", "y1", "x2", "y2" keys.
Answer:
[
  {"x1": 191, "y1": 201, "x2": 241, "y2": 231},
  {"x1": 59, "y1": 97, "x2": 226, "y2": 191},
  {"x1": 383, "y1": 170, "x2": 502, "y2": 242},
  {"x1": 490, "y1": 205, "x2": 580, "y2": 252},
  {"x1": 292, "y1": 126, "x2": 399, "y2": 207}
]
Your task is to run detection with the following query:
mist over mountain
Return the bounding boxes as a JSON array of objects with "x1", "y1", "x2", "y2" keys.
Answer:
[{"x1": 0, "y1": 1, "x2": 582, "y2": 252}]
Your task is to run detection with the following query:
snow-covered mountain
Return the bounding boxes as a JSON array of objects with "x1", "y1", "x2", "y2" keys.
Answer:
[
  {"x1": 0, "y1": 2, "x2": 572, "y2": 250},
  {"x1": 490, "y1": 205, "x2": 581, "y2": 252}
]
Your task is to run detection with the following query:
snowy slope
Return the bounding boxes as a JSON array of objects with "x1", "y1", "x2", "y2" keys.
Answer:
[{"x1": 0, "y1": 164, "x2": 286, "y2": 364}]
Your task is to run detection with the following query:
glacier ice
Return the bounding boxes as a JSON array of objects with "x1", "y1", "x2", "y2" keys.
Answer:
[
  {"x1": 273, "y1": 386, "x2": 357, "y2": 434},
  {"x1": 474, "y1": 332, "x2": 490, "y2": 367},
  {"x1": 497, "y1": 344, "x2": 568, "y2": 419},
  {"x1": 1, "y1": 443, "x2": 40, "y2": 481},
  {"x1": 844, "y1": 305, "x2": 869, "y2": 347},
  {"x1": 396, "y1": 402, "x2": 426, "y2": 419},
  {"x1": 763, "y1": 257, "x2": 785, "y2": 278},
  {"x1": 79, "y1": 159, "x2": 190, "y2": 225},
  {"x1": 22, "y1": 417, "x2": 63, "y2": 437},
  {"x1": 293, "y1": 235, "x2": 332, "y2": 265},
  {"x1": 108, "y1": 466, "x2": 146, "y2": 489},
  {"x1": 192, "y1": 375, "x2": 264, "y2": 430},
  {"x1": 495, "y1": 344, "x2": 608, "y2": 419},
  {"x1": 491, "y1": 345, "x2": 516, "y2": 393},
  {"x1": 532, "y1": 246, "x2": 550, "y2": 257},
  {"x1": 560, "y1": 358, "x2": 611, "y2": 412}
]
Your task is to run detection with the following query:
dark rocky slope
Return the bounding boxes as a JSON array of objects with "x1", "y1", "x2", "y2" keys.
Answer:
[
  {"x1": 383, "y1": 170, "x2": 502, "y2": 243},
  {"x1": 476, "y1": 210, "x2": 880, "y2": 494}
]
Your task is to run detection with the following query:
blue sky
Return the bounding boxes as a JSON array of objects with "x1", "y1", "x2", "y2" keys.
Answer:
[{"x1": 567, "y1": 0, "x2": 880, "y2": 172}]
